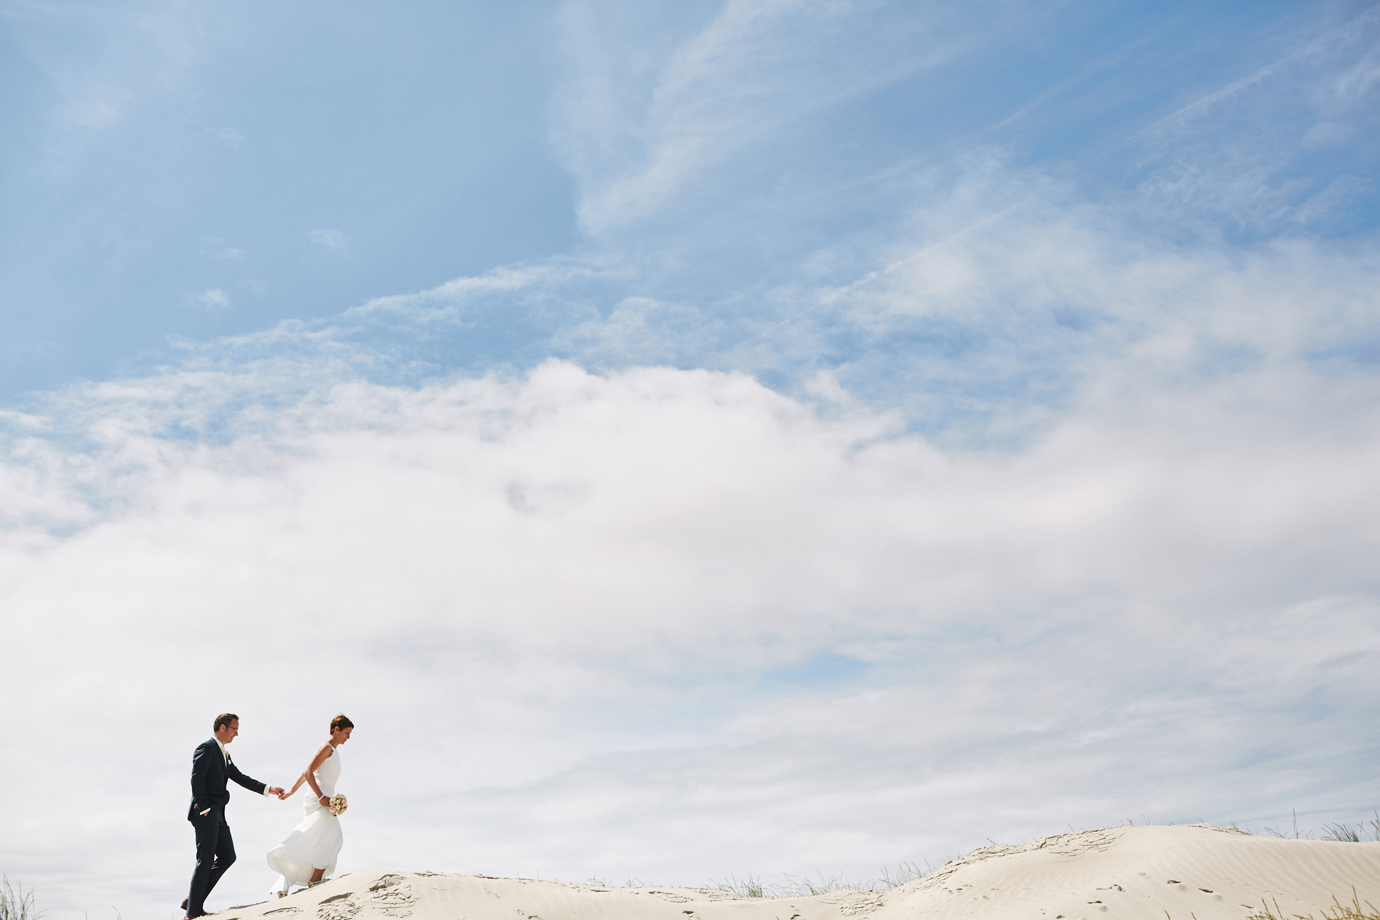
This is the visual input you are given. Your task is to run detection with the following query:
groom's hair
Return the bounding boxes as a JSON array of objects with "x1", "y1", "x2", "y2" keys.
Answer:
[
  {"x1": 213, "y1": 712, "x2": 239, "y2": 732},
  {"x1": 330, "y1": 714, "x2": 354, "y2": 731}
]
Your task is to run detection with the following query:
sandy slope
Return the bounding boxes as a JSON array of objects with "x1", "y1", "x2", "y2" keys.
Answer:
[{"x1": 218, "y1": 826, "x2": 1380, "y2": 920}]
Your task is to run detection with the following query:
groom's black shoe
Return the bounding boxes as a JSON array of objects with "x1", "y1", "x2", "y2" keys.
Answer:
[{"x1": 181, "y1": 900, "x2": 189, "y2": 911}]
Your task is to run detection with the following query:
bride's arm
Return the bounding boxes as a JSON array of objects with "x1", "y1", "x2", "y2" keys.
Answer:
[{"x1": 284, "y1": 742, "x2": 335, "y2": 803}]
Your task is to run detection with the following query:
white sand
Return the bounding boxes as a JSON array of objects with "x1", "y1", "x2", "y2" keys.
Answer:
[{"x1": 217, "y1": 825, "x2": 1380, "y2": 920}]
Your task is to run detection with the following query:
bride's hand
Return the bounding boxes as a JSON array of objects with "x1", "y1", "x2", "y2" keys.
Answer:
[{"x1": 318, "y1": 794, "x2": 330, "y2": 806}]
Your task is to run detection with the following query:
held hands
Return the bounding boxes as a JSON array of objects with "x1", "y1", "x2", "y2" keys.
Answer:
[{"x1": 267, "y1": 786, "x2": 286, "y2": 798}]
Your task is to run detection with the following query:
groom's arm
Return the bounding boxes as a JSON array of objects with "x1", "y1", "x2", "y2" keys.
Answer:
[
  {"x1": 226, "y1": 759, "x2": 283, "y2": 798},
  {"x1": 225, "y1": 758, "x2": 268, "y2": 796}
]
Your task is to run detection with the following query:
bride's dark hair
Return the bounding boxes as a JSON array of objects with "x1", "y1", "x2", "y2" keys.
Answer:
[{"x1": 330, "y1": 714, "x2": 354, "y2": 732}]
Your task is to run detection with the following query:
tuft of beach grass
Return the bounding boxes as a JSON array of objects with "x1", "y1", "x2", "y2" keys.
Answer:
[
  {"x1": 0, "y1": 877, "x2": 40, "y2": 920},
  {"x1": 1250, "y1": 889, "x2": 1380, "y2": 920},
  {"x1": 710, "y1": 862, "x2": 928, "y2": 898}
]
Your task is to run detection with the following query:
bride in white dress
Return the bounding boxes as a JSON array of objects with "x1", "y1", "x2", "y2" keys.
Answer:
[{"x1": 267, "y1": 714, "x2": 353, "y2": 895}]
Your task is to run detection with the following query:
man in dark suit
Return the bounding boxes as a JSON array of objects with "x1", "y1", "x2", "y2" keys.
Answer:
[{"x1": 184, "y1": 713, "x2": 284, "y2": 919}]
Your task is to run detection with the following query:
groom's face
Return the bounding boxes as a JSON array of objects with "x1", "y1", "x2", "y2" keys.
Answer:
[{"x1": 215, "y1": 719, "x2": 240, "y2": 744}]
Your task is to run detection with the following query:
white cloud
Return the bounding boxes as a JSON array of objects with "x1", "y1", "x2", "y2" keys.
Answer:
[
  {"x1": 1, "y1": 336, "x2": 1378, "y2": 915},
  {"x1": 311, "y1": 229, "x2": 349, "y2": 252},
  {"x1": 196, "y1": 288, "x2": 231, "y2": 310}
]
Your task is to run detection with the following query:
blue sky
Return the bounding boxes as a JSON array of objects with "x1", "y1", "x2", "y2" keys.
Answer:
[
  {"x1": 2, "y1": 1, "x2": 1379, "y2": 918},
  {"x1": 5, "y1": 0, "x2": 1374, "y2": 403}
]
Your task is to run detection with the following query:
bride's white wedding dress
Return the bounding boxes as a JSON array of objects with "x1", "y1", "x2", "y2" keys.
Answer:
[{"x1": 267, "y1": 746, "x2": 343, "y2": 894}]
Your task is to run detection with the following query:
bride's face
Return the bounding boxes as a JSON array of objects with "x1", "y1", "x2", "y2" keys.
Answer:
[{"x1": 332, "y1": 726, "x2": 353, "y2": 745}]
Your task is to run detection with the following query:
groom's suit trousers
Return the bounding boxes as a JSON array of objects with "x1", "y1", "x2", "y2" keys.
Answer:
[{"x1": 187, "y1": 806, "x2": 236, "y2": 916}]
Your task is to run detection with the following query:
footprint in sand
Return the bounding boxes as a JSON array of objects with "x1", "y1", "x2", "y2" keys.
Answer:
[
  {"x1": 648, "y1": 891, "x2": 692, "y2": 903},
  {"x1": 368, "y1": 875, "x2": 417, "y2": 918},
  {"x1": 316, "y1": 892, "x2": 360, "y2": 920},
  {"x1": 827, "y1": 893, "x2": 883, "y2": 916}
]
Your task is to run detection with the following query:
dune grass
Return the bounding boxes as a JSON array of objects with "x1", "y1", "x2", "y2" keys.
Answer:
[
  {"x1": 710, "y1": 874, "x2": 768, "y2": 898},
  {"x1": 1253, "y1": 811, "x2": 1380, "y2": 842},
  {"x1": 1320, "y1": 815, "x2": 1380, "y2": 843},
  {"x1": 709, "y1": 863, "x2": 927, "y2": 898},
  {"x1": 586, "y1": 862, "x2": 927, "y2": 898},
  {"x1": 0, "y1": 877, "x2": 40, "y2": 920},
  {"x1": 1250, "y1": 890, "x2": 1380, "y2": 920}
]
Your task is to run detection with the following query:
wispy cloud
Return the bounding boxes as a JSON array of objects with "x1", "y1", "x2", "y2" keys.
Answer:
[
  {"x1": 348, "y1": 260, "x2": 613, "y2": 321},
  {"x1": 353, "y1": 152, "x2": 1378, "y2": 440},
  {"x1": 195, "y1": 288, "x2": 231, "y2": 310},
  {"x1": 1128, "y1": 5, "x2": 1380, "y2": 145},
  {"x1": 200, "y1": 238, "x2": 246, "y2": 260},
  {"x1": 310, "y1": 228, "x2": 349, "y2": 252},
  {"x1": 215, "y1": 127, "x2": 245, "y2": 148},
  {"x1": 1125, "y1": 5, "x2": 1380, "y2": 234},
  {"x1": 68, "y1": 82, "x2": 133, "y2": 129},
  {"x1": 551, "y1": 0, "x2": 1008, "y2": 232}
]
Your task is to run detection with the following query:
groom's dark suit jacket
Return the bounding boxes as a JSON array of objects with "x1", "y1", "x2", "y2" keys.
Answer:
[{"x1": 188, "y1": 738, "x2": 267, "y2": 821}]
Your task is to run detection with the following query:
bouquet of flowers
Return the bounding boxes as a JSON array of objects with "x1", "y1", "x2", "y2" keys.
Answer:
[{"x1": 329, "y1": 794, "x2": 348, "y2": 817}]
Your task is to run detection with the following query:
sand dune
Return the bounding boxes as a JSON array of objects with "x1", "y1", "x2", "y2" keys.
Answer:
[{"x1": 219, "y1": 826, "x2": 1380, "y2": 920}]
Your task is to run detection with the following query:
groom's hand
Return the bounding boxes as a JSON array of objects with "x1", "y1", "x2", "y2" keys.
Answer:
[{"x1": 268, "y1": 786, "x2": 285, "y2": 797}]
